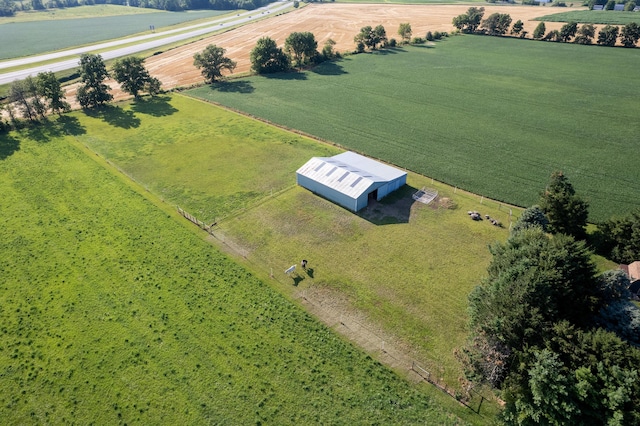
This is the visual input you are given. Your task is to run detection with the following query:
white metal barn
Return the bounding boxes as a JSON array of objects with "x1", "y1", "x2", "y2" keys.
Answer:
[{"x1": 296, "y1": 151, "x2": 407, "y2": 212}]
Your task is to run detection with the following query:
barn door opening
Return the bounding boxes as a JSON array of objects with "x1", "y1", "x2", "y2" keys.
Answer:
[{"x1": 368, "y1": 189, "x2": 378, "y2": 201}]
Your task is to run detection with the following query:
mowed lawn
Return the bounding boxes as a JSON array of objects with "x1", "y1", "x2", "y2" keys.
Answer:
[
  {"x1": 0, "y1": 118, "x2": 467, "y2": 424},
  {"x1": 188, "y1": 35, "x2": 640, "y2": 222},
  {"x1": 71, "y1": 94, "x2": 512, "y2": 390}
]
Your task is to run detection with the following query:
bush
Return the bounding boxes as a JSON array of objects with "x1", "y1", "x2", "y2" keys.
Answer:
[
  {"x1": 411, "y1": 37, "x2": 425, "y2": 44},
  {"x1": 433, "y1": 31, "x2": 442, "y2": 40},
  {"x1": 425, "y1": 31, "x2": 434, "y2": 41},
  {"x1": 388, "y1": 38, "x2": 397, "y2": 47}
]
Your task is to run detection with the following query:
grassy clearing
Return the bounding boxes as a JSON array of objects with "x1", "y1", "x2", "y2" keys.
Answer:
[
  {"x1": 186, "y1": 36, "x2": 640, "y2": 223},
  {"x1": 534, "y1": 10, "x2": 640, "y2": 25},
  {"x1": 0, "y1": 9, "x2": 231, "y2": 60},
  {"x1": 220, "y1": 175, "x2": 513, "y2": 386},
  {"x1": 74, "y1": 95, "x2": 339, "y2": 223},
  {"x1": 0, "y1": 117, "x2": 467, "y2": 424},
  {"x1": 70, "y1": 94, "x2": 512, "y2": 394}
]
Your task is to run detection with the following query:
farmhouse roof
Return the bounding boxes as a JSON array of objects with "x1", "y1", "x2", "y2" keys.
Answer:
[
  {"x1": 296, "y1": 151, "x2": 405, "y2": 200},
  {"x1": 628, "y1": 261, "x2": 640, "y2": 282}
]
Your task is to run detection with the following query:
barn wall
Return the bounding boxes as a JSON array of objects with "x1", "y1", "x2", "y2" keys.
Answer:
[
  {"x1": 376, "y1": 175, "x2": 406, "y2": 200},
  {"x1": 297, "y1": 173, "x2": 358, "y2": 212}
]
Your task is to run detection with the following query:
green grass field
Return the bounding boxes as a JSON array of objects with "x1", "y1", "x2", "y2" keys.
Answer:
[
  {"x1": 76, "y1": 95, "x2": 339, "y2": 223},
  {"x1": 64, "y1": 94, "x2": 515, "y2": 395},
  {"x1": 187, "y1": 36, "x2": 640, "y2": 223},
  {"x1": 0, "y1": 115, "x2": 472, "y2": 424},
  {"x1": 0, "y1": 9, "x2": 231, "y2": 60},
  {"x1": 534, "y1": 10, "x2": 640, "y2": 25}
]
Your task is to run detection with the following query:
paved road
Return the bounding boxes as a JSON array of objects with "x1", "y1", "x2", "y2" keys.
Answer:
[{"x1": 0, "y1": 1, "x2": 292, "y2": 85}]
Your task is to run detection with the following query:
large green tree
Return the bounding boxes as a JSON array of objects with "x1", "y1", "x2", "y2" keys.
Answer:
[
  {"x1": 511, "y1": 205, "x2": 548, "y2": 235},
  {"x1": 539, "y1": 171, "x2": 589, "y2": 240},
  {"x1": 595, "y1": 209, "x2": 640, "y2": 263},
  {"x1": 533, "y1": 22, "x2": 546, "y2": 40},
  {"x1": 76, "y1": 54, "x2": 113, "y2": 109},
  {"x1": 8, "y1": 77, "x2": 46, "y2": 122},
  {"x1": 559, "y1": 22, "x2": 578, "y2": 42},
  {"x1": 0, "y1": 0, "x2": 16, "y2": 16},
  {"x1": 620, "y1": 22, "x2": 640, "y2": 48},
  {"x1": 574, "y1": 24, "x2": 595, "y2": 45},
  {"x1": 464, "y1": 225, "x2": 640, "y2": 424},
  {"x1": 354, "y1": 25, "x2": 388, "y2": 51},
  {"x1": 193, "y1": 44, "x2": 237, "y2": 83},
  {"x1": 284, "y1": 32, "x2": 318, "y2": 68},
  {"x1": 480, "y1": 13, "x2": 512, "y2": 36},
  {"x1": 452, "y1": 7, "x2": 485, "y2": 34},
  {"x1": 37, "y1": 71, "x2": 70, "y2": 116},
  {"x1": 249, "y1": 37, "x2": 290, "y2": 74},
  {"x1": 112, "y1": 56, "x2": 161, "y2": 98},
  {"x1": 597, "y1": 25, "x2": 619, "y2": 46},
  {"x1": 511, "y1": 20, "x2": 524, "y2": 37},
  {"x1": 397, "y1": 22, "x2": 412, "y2": 44}
]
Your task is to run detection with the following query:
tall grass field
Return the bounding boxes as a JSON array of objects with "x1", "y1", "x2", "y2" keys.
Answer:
[
  {"x1": 0, "y1": 115, "x2": 468, "y2": 424},
  {"x1": 188, "y1": 35, "x2": 640, "y2": 222}
]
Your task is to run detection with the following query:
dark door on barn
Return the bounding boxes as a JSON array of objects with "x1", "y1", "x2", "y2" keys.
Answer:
[{"x1": 368, "y1": 189, "x2": 378, "y2": 201}]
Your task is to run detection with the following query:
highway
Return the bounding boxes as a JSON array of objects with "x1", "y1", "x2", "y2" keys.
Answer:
[{"x1": 0, "y1": 1, "x2": 292, "y2": 85}]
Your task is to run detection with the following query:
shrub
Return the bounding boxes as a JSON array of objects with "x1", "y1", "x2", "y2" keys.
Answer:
[
  {"x1": 411, "y1": 37, "x2": 426, "y2": 44},
  {"x1": 426, "y1": 31, "x2": 434, "y2": 41},
  {"x1": 388, "y1": 38, "x2": 397, "y2": 47}
]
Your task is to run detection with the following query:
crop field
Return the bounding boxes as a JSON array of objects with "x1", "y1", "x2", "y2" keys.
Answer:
[
  {"x1": 187, "y1": 35, "x2": 640, "y2": 222},
  {"x1": 66, "y1": 94, "x2": 513, "y2": 393},
  {"x1": 3, "y1": 4, "x2": 165, "y2": 23},
  {"x1": 0, "y1": 9, "x2": 231, "y2": 60},
  {"x1": 0, "y1": 116, "x2": 468, "y2": 424},
  {"x1": 534, "y1": 10, "x2": 640, "y2": 25}
]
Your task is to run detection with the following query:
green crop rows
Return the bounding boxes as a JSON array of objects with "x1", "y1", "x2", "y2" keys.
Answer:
[
  {"x1": 188, "y1": 36, "x2": 640, "y2": 222},
  {"x1": 534, "y1": 10, "x2": 640, "y2": 25},
  {"x1": 0, "y1": 9, "x2": 230, "y2": 59},
  {"x1": 0, "y1": 117, "x2": 464, "y2": 424}
]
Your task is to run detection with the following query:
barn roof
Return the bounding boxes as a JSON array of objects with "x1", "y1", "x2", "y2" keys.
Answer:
[{"x1": 296, "y1": 151, "x2": 406, "y2": 200}]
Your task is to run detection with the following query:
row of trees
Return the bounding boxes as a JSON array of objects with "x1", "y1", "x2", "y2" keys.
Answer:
[
  {"x1": 193, "y1": 32, "x2": 341, "y2": 84},
  {"x1": 1, "y1": 53, "x2": 161, "y2": 130},
  {"x1": 453, "y1": 7, "x2": 640, "y2": 47},
  {"x1": 462, "y1": 171, "x2": 640, "y2": 424},
  {"x1": 2, "y1": 30, "x2": 340, "y2": 129}
]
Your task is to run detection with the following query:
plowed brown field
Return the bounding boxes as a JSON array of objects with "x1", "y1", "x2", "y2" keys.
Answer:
[{"x1": 65, "y1": 3, "x2": 579, "y2": 105}]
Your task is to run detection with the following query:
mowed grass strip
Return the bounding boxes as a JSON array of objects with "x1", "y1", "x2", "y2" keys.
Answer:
[
  {"x1": 74, "y1": 95, "x2": 339, "y2": 223},
  {"x1": 0, "y1": 9, "x2": 231, "y2": 60},
  {"x1": 187, "y1": 36, "x2": 640, "y2": 222},
  {"x1": 0, "y1": 120, "x2": 465, "y2": 424},
  {"x1": 534, "y1": 10, "x2": 640, "y2": 25}
]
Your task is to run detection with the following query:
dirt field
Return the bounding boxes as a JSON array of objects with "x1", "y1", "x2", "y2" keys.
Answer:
[{"x1": 63, "y1": 3, "x2": 576, "y2": 105}]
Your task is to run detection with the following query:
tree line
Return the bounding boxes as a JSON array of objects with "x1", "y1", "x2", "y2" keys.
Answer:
[
  {"x1": 453, "y1": 6, "x2": 640, "y2": 47},
  {"x1": 461, "y1": 171, "x2": 640, "y2": 424}
]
